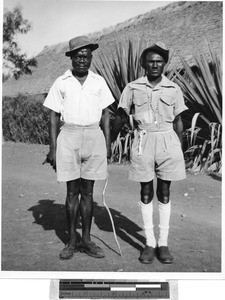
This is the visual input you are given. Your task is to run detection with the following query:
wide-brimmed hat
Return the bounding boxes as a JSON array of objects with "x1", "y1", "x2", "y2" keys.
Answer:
[
  {"x1": 65, "y1": 36, "x2": 99, "y2": 57},
  {"x1": 140, "y1": 41, "x2": 169, "y2": 68}
]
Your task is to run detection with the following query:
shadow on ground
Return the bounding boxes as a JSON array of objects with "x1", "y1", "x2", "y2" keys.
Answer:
[
  {"x1": 207, "y1": 173, "x2": 222, "y2": 181},
  {"x1": 28, "y1": 200, "x2": 145, "y2": 252}
]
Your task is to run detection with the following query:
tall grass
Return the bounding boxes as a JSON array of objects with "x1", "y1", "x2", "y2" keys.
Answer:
[{"x1": 184, "y1": 114, "x2": 222, "y2": 173}]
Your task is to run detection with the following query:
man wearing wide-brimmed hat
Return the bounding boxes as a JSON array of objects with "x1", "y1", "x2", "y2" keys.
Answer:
[
  {"x1": 43, "y1": 36, "x2": 114, "y2": 260},
  {"x1": 112, "y1": 42, "x2": 188, "y2": 265}
]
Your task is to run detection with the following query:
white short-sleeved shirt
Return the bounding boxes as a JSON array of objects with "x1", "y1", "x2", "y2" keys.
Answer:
[{"x1": 43, "y1": 69, "x2": 114, "y2": 125}]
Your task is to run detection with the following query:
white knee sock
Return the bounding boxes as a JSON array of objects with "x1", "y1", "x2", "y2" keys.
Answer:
[
  {"x1": 158, "y1": 201, "x2": 171, "y2": 247},
  {"x1": 140, "y1": 201, "x2": 156, "y2": 248}
]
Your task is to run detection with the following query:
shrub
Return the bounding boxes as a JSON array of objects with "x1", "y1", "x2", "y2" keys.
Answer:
[{"x1": 2, "y1": 94, "x2": 49, "y2": 144}]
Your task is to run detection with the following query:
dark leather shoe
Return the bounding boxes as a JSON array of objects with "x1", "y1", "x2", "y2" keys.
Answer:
[
  {"x1": 79, "y1": 241, "x2": 105, "y2": 258},
  {"x1": 156, "y1": 246, "x2": 173, "y2": 264},
  {"x1": 139, "y1": 246, "x2": 155, "y2": 264},
  {"x1": 59, "y1": 242, "x2": 80, "y2": 260}
]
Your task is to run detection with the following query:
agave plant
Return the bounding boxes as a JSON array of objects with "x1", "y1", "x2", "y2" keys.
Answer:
[
  {"x1": 92, "y1": 39, "x2": 145, "y2": 115},
  {"x1": 173, "y1": 41, "x2": 222, "y2": 126},
  {"x1": 173, "y1": 42, "x2": 222, "y2": 173}
]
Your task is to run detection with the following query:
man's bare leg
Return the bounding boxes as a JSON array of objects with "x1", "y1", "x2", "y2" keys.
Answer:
[
  {"x1": 59, "y1": 179, "x2": 81, "y2": 260},
  {"x1": 79, "y1": 179, "x2": 104, "y2": 258}
]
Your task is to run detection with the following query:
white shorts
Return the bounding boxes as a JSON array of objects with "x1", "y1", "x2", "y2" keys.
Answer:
[
  {"x1": 56, "y1": 124, "x2": 107, "y2": 182},
  {"x1": 129, "y1": 129, "x2": 186, "y2": 182}
]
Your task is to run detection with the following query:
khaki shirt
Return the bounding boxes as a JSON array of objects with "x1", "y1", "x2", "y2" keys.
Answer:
[{"x1": 118, "y1": 74, "x2": 188, "y2": 129}]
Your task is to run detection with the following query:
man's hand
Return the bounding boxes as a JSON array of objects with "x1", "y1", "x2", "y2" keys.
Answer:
[
  {"x1": 101, "y1": 107, "x2": 112, "y2": 161},
  {"x1": 173, "y1": 114, "x2": 184, "y2": 150},
  {"x1": 107, "y1": 144, "x2": 112, "y2": 161},
  {"x1": 43, "y1": 149, "x2": 56, "y2": 171},
  {"x1": 43, "y1": 110, "x2": 60, "y2": 171}
]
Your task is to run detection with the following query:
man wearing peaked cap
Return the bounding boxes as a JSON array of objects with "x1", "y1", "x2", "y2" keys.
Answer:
[
  {"x1": 43, "y1": 36, "x2": 114, "y2": 260},
  {"x1": 112, "y1": 41, "x2": 188, "y2": 265}
]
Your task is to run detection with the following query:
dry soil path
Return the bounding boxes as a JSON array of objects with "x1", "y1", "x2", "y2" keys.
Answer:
[{"x1": 1, "y1": 142, "x2": 222, "y2": 274}]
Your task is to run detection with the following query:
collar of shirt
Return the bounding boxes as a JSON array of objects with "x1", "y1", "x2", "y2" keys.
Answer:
[
  {"x1": 61, "y1": 69, "x2": 96, "y2": 82},
  {"x1": 153, "y1": 74, "x2": 176, "y2": 89},
  {"x1": 131, "y1": 74, "x2": 176, "y2": 90}
]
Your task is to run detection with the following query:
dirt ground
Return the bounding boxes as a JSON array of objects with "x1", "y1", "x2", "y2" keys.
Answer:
[{"x1": 1, "y1": 142, "x2": 222, "y2": 273}]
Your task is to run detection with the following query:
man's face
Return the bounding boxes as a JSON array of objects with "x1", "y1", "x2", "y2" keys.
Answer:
[
  {"x1": 71, "y1": 48, "x2": 92, "y2": 76},
  {"x1": 145, "y1": 52, "x2": 165, "y2": 79}
]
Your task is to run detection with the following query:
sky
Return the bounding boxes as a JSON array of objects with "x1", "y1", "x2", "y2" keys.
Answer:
[{"x1": 3, "y1": 0, "x2": 174, "y2": 57}]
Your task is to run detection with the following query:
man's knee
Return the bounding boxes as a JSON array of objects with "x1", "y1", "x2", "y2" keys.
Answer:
[
  {"x1": 140, "y1": 181, "x2": 154, "y2": 204},
  {"x1": 66, "y1": 191, "x2": 79, "y2": 208},
  {"x1": 81, "y1": 191, "x2": 93, "y2": 201},
  {"x1": 140, "y1": 190, "x2": 154, "y2": 204},
  {"x1": 156, "y1": 189, "x2": 170, "y2": 204},
  {"x1": 66, "y1": 179, "x2": 80, "y2": 205},
  {"x1": 156, "y1": 179, "x2": 171, "y2": 204},
  {"x1": 80, "y1": 179, "x2": 94, "y2": 201},
  {"x1": 67, "y1": 190, "x2": 79, "y2": 198}
]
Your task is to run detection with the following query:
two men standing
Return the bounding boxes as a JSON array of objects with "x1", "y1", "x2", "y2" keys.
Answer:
[{"x1": 44, "y1": 37, "x2": 187, "y2": 264}]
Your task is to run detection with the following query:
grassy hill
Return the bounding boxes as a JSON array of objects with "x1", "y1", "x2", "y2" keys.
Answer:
[{"x1": 3, "y1": 1, "x2": 222, "y2": 97}]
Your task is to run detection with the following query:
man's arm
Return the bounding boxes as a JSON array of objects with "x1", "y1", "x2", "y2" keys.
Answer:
[
  {"x1": 101, "y1": 107, "x2": 111, "y2": 159},
  {"x1": 46, "y1": 110, "x2": 61, "y2": 170},
  {"x1": 173, "y1": 114, "x2": 184, "y2": 150}
]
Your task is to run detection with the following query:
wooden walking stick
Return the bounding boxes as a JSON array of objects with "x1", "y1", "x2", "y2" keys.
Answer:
[{"x1": 102, "y1": 176, "x2": 122, "y2": 256}]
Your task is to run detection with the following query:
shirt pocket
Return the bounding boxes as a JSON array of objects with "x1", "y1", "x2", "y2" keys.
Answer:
[
  {"x1": 133, "y1": 95, "x2": 148, "y2": 115},
  {"x1": 159, "y1": 94, "x2": 175, "y2": 121},
  {"x1": 88, "y1": 88, "x2": 101, "y2": 97}
]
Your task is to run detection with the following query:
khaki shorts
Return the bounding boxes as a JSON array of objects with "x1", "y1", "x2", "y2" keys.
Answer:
[
  {"x1": 56, "y1": 124, "x2": 107, "y2": 182},
  {"x1": 129, "y1": 129, "x2": 186, "y2": 182}
]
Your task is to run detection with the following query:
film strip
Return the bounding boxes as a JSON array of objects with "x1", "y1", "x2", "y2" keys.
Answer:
[{"x1": 59, "y1": 279, "x2": 170, "y2": 299}]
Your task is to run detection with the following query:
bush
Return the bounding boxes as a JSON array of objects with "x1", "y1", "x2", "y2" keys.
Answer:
[{"x1": 2, "y1": 94, "x2": 49, "y2": 144}]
